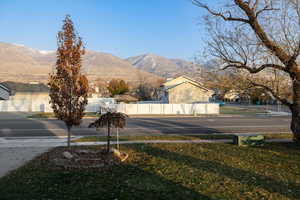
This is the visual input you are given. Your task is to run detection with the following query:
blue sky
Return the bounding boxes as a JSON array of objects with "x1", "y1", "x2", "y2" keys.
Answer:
[{"x1": 0, "y1": 0, "x2": 209, "y2": 60}]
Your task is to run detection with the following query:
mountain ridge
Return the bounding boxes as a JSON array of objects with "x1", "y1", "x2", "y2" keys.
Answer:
[
  {"x1": 0, "y1": 42, "x2": 162, "y2": 86},
  {"x1": 126, "y1": 53, "x2": 203, "y2": 78}
]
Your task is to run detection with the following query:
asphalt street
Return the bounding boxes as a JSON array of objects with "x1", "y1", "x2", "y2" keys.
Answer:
[{"x1": 0, "y1": 114, "x2": 291, "y2": 138}]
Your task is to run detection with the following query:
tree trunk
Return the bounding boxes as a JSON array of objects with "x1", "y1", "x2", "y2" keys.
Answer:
[
  {"x1": 67, "y1": 126, "x2": 71, "y2": 148},
  {"x1": 291, "y1": 108, "x2": 300, "y2": 142},
  {"x1": 291, "y1": 80, "x2": 300, "y2": 142},
  {"x1": 107, "y1": 123, "x2": 111, "y2": 153}
]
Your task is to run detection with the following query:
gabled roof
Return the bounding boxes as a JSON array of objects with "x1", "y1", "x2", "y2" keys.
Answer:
[
  {"x1": 163, "y1": 75, "x2": 203, "y2": 86},
  {"x1": 166, "y1": 81, "x2": 212, "y2": 92},
  {"x1": 163, "y1": 75, "x2": 212, "y2": 92},
  {"x1": 178, "y1": 75, "x2": 203, "y2": 86},
  {"x1": 0, "y1": 83, "x2": 11, "y2": 100},
  {"x1": 1, "y1": 81, "x2": 49, "y2": 93},
  {"x1": 0, "y1": 83, "x2": 10, "y2": 92}
]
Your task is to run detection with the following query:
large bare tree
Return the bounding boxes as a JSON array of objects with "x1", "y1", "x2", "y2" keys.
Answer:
[
  {"x1": 192, "y1": 0, "x2": 300, "y2": 142},
  {"x1": 48, "y1": 15, "x2": 89, "y2": 148}
]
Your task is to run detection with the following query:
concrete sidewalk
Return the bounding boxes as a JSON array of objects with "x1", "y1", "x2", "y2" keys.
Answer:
[
  {"x1": 0, "y1": 147, "x2": 50, "y2": 177},
  {"x1": 0, "y1": 136, "x2": 80, "y2": 148},
  {"x1": 0, "y1": 136, "x2": 294, "y2": 148},
  {"x1": 266, "y1": 110, "x2": 291, "y2": 116}
]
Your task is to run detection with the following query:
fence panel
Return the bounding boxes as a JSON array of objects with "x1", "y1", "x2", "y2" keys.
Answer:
[
  {"x1": 113, "y1": 104, "x2": 219, "y2": 115},
  {"x1": 0, "y1": 97, "x2": 220, "y2": 115}
]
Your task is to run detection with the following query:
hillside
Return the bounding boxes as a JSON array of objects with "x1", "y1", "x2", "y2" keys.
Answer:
[
  {"x1": 126, "y1": 53, "x2": 203, "y2": 78},
  {"x1": 0, "y1": 42, "x2": 162, "y2": 85}
]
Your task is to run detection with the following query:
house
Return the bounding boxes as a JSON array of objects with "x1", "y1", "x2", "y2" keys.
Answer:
[
  {"x1": 160, "y1": 76, "x2": 214, "y2": 104},
  {"x1": 224, "y1": 90, "x2": 240, "y2": 102},
  {"x1": 0, "y1": 83, "x2": 10, "y2": 100},
  {"x1": 114, "y1": 93, "x2": 139, "y2": 103},
  {"x1": 0, "y1": 82, "x2": 50, "y2": 112}
]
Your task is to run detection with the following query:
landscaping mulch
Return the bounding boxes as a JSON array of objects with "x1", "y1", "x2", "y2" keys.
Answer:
[{"x1": 40, "y1": 146, "x2": 122, "y2": 170}]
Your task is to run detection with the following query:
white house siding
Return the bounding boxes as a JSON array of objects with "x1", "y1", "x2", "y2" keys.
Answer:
[
  {"x1": 0, "y1": 92, "x2": 50, "y2": 112},
  {"x1": 168, "y1": 82, "x2": 211, "y2": 104},
  {"x1": 0, "y1": 92, "x2": 116, "y2": 112}
]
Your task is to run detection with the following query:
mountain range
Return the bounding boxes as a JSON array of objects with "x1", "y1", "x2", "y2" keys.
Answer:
[
  {"x1": 0, "y1": 42, "x2": 162, "y2": 85},
  {"x1": 126, "y1": 53, "x2": 203, "y2": 78},
  {"x1": 0, "y1": 42, "x2": 206, "y2": 86}
]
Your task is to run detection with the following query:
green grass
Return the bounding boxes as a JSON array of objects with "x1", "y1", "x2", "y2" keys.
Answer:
[
  {"x1": 28, "y1": 112, "x2": 98, "y2": 118},
  {"x1": 72, "y1": 133, "x2": 292, "y2": 143},
  {"x1": 220, "y1": 106, "x2": 267, "y2": 115},
  {"x1": 0, "y1": 142, "x2": 299, "y2": 200},
  {"x1": 72, "y1": 135, "x2": 235, "y2": 142},
  {"x1": 27, "y1": 112, "x2": 54, "y2": 118},
  {"x1": 264, "y1": 133, "x2": 293, "y2": 139}
]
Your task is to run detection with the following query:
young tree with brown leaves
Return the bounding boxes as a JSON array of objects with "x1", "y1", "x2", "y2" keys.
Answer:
[
  {"x1": 48, "y1": 15, "x2": 89, "y2": 148},
  {"x1": 88, "y1": 111, "x2": 128, "y2": 153},
  {"x1": 193, "y1": 0, "x2": 300, "y2": 142}
]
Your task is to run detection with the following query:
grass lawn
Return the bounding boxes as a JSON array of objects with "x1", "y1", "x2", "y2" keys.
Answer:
[
  {"x1": 72, "y1": 133, "x2": 293, "y2": 143},
  {"x1": 220, "y1": 106, "x2": 267, "y2": 115},
  {"x1": 28, "y1": 112, "x2": 98, "y2": 118},
  {"x1": 0, "y1": 142, "x2": 299, "y2": 200}
]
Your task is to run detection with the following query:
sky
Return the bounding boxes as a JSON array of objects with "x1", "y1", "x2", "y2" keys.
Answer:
[{"x1": 0, "y1": 0, "x2": 211, "y2": 60}]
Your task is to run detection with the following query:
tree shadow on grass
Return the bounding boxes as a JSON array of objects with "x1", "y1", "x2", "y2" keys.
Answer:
[
  {"x1": 0, "y1": 150, "x2": 214, "y2": 200},
  {"x1": 104, "y1": 163, "x2": 215, "y2": 200},
  {"x1": 127, "y1": 144, "x2": 300, "y2": 199}
]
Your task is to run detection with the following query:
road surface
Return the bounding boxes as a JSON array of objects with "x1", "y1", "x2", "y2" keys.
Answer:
[{"x1": 0, "y1": 113, "x2": 291, "y2": 138}]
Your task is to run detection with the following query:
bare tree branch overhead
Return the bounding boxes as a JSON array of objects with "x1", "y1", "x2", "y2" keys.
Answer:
[
  {"x1": 192, "y1": 0, "x2": 300, "y2": 142},
  {"x1": 222, "y1": 63, "x2": 287, "y2": 73},
  {"x1": 249, "y1": 80, "x2": 293, "y2": 106},
  {"x1": 192, "y1": 0, "x2": 250, "y2": 23}
]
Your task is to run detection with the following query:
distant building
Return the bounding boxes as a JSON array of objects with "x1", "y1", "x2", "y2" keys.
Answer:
[
  {"x1": 114, "y1": 94, "x2": 138, "y2": 103},
  {"x1": 0, "y1": 81, "x2": 118, "y2": 112},
  {"x1": 159, "y1": 76, "x2": 214, "y2": 103},
  {"x1": 0, "y1": 82, "x2": 50, "y2": 112},
  {"x1": 224, "y1": 90, "x2": 240, "y2": 102}
]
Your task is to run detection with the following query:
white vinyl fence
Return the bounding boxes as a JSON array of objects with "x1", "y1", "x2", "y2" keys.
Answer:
[
  {"x1": 0, "y1": 97, "x2": 116, "y2": 112},
  {"x1": 112, "y1": 103, "x2": 219, "y2": 115},
  {"x1": 0, "y1": 96, "x2": 219, "y2": 115}
]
